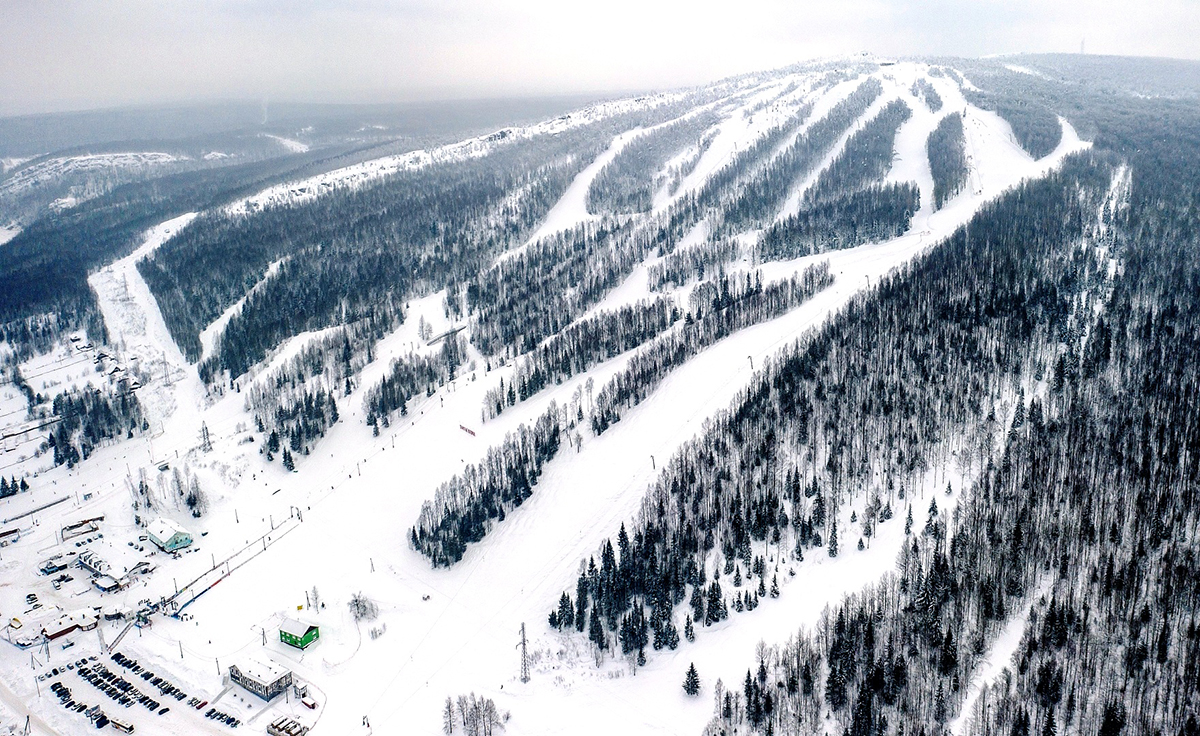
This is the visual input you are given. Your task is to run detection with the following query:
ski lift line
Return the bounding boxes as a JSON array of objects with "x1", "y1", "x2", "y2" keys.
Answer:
[
  {"x1": 0, "y1": 417, "x2": 62, "y2": 441},
  {"x1": 169, "y1": 515, "x2": 302, "y2": 611},
  {"x1": 0, "y1": 354, "x2": 102, "y2": 387},
  {"x1": 1, "y1": 495, "x2": 69, "y2": 524}
]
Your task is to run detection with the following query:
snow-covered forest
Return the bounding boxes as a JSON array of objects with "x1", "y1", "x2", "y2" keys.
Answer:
[{"x1": 1, "y1": 54, "x2": 1199, "y2": 736}]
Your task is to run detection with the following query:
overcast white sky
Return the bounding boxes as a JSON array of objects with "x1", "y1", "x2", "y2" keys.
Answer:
[{"x1": 2, "y1": 0, "x2": 1197, "y2": 116}]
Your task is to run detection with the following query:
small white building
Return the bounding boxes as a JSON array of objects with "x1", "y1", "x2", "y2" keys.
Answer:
[
  {"x1": 229, "y1": 658, "x2": 292, "y2": 701},
  {"x1": 147, "y1": 518, "x2": 193, "y2": 552}
]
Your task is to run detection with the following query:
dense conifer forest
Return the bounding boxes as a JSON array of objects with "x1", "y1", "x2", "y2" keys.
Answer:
[
  {"x1": 590, "y1": 262, "x2": 834, "y2": 434},
  {"x1": 648, "y1": 238, "x2": 742, "y2": 292},
  {"x1": 965, "y1": 89, "x2": 1063, "y2": 159},
  {"x1": 557, "y1": 152, "x2": 1108, "y2": 674},
  {"x1": 535, "y1": 64, "x2": 1200, "y2": 736},
  {"x1": 758, "y1": 183, "x2": 920, "y2": 260}
]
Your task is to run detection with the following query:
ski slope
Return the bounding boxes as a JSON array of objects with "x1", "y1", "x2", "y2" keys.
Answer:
[{"x1": 0, "y1": 61, "x2": 1092, "y2": 736}]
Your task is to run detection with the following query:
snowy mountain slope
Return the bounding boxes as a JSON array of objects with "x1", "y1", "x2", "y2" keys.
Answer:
[
  {"x1": 0, "y1": 55, "x2": 1152, "y2": 736},
  {"x1": 0, "y1": 152, "x2": 183, "y2": 198},
  {"x1": 224, "y1": 90, "x2": 697, "y2": 217}
]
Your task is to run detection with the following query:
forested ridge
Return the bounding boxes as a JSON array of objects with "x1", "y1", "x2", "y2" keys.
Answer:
[
  {"x1": 590, "y1": 262, "x2": 834, "y2": 435},
  {"x1": 648, "y1": 238, "x2": 743, "y2": 292},
  {"x1": 554, "y1": 152, "x2": 1110, "y2": 678},
  {"x1": 412, "y1": 262, "x2": 833, "y2": 566},
  {"x1": 0, "y1": 141, "x2": 395, "y2": 359},
  {"x1": 703, "y1": 127, "x2": 1200, "y2": 734},
  {"x1": 587, "y1": 110, "x2": 722, "y2": 215},
  {"x1": 532, "y1": 65, "x2": 1200, "y2": 736},
  {"x1": 715, "y1": 78, "x2": 883, "y2": 235},
  {"x1": 758, "y1": 99, "x2": 917, "y2": 261},
  {"x1": 139, "y1": 97, "x2": 713, "y2": 381}
]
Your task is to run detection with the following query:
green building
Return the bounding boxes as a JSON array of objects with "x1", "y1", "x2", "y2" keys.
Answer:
[
  {"x1": 279, "y1": 618, "x2": 320, "y2": 650},
  {"x1": 147, "y1": 518, "x2": 193, "y2": 552}
]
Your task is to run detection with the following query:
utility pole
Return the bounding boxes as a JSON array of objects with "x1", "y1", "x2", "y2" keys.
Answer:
[{"x1": 518, "y1": 623, "x2": 530, "y2": 683}]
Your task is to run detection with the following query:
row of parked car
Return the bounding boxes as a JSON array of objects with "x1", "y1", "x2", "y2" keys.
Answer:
[
  {"x1": 49, "y1": 681, "x2": 135, "y2": 732},
  {"x1": 49, "y1": 679, "x2": 90, "y2": 715},
  {"x1": 78, "y1": 662, "x2": 169, "y2": 716},
  {"x1": 37, "y1": 655, "x2": 96, "y2": 681},
  {"x1": 204, "y1": 707, "x2": 241, "y2": 728},
  {"x1": 111, "y1": 651, "x2": 188, "y2": 701}
]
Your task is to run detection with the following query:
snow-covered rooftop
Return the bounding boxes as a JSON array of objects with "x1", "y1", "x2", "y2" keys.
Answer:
[
  {"x1": 235, "y1": 657, "x2": 291, "y2": 686},
  {"x1": 147, "y1": 517, "x2": 188, "y2": 541},
  {"x1": 279, "y1": 617, "x2": 316, "y2": 638}
]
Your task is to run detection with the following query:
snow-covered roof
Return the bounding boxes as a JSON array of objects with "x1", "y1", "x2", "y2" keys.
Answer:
[
  {"x1": 147, "y1": 518, "x2": 188, "y2": 541},
  {"x1": 236, "y1": 657, "x2": 290, "y2": 686},
  {"x1": 45, "y1": 609, "x2": 97, "y2": 634},
  {"x1": 279, "y1": 618, "x2": 316, "y2": 638}
]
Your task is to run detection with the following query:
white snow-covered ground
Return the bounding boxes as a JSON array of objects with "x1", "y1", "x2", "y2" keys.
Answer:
[
  {"x1": 263, "y1": 134, "x2": 311, "y2": 154},
  {"x1": 0, "y1": 224, "x2": 20, "y2": 246},
  {"x1": 0, "y1": 62, "x2": 1094, "y2": 736}
]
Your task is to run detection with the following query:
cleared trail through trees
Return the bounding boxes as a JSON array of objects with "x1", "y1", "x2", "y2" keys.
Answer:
[
  {"x1": 89, "y1": 212, "x2": 203, "y2": 439},
  {"x1": 949, "y1": 577, "x2": 1052, "y2": 736}
]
